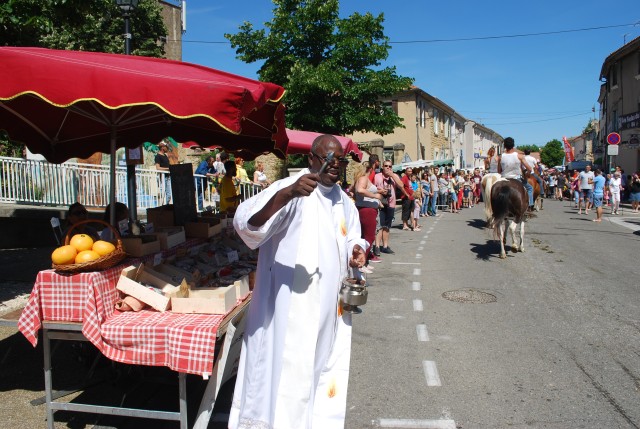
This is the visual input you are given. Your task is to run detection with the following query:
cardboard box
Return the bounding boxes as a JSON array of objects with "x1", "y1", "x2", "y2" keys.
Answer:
[
  {"x1": 147, "y1": 205, "x2": 175, "y2": 228},
  {"x1": 171, "y1": 284, "x2": 237, "y2": 314},
  {"x1": 185, "y1": 220, "x2": 221, "y2": 238},
  {"x1": 152, "y1": 226, "x2": 186, "y2": 250},
  {"x1": 116, "y1": 265, "x2": 185, "y2": 312},
  {"x1": 234, "y1": 275, "x2": 250, "y2": 299},
  {"x1": 121, "y1": 235, "x2": 161, "y2": 257}
]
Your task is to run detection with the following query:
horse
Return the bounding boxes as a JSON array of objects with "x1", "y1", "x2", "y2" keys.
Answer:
[
  {"x1": 483, "y1": 176, "x2": 529, "y2": 259},
  {"x1": 481, "y1": 173, "x2": 502, "y2": 221},
  {"x1": 526, "y1": 174, "x2": 543, "y2": 211}
]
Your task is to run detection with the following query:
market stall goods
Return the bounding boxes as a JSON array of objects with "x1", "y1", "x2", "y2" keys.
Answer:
[{"x1": 52, "y1": 220, "x2": 125, "y2": 273}]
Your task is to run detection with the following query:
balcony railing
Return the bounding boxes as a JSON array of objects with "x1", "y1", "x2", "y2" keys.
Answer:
[{"x1": 0, "y1": 156, "x2": 263, "y2": 213}]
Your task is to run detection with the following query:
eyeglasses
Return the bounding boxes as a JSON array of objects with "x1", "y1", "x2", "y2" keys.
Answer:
[
  {"x1": 311, "y1": 151, "x2": 349, "y2": 164},
  {"x1": 383, "y1": 164, "x2": 392, "y2": 168}
]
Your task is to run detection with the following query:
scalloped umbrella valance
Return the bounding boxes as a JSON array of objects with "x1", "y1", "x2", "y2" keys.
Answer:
[{"x1": 0, "y1": 47, "x2": 288, "y2": 163}]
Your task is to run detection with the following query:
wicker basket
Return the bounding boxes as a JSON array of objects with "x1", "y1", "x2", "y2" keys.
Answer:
[{"x1": 53, "y1": 219, "x2": 127, "y2": 273}]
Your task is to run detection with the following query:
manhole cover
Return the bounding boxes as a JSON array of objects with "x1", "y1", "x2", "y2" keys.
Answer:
[{"x1": 442, "y1": 289, "x2": 497, "y2": 304}]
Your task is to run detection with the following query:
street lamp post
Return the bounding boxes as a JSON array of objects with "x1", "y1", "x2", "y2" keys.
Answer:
[{"x1": 116, "y1": 0, "x2": 140, "y2": 221}]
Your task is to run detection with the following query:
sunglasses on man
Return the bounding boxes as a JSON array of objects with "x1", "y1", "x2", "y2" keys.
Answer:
[{"x1": 311, "y1": 151, "x2": 350, "y2": 164}]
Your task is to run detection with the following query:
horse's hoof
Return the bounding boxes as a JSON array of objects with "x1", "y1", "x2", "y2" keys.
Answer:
[
  {"x1": 499, "y1": 253, "x2": 507, "y2": 259},
  {"x1": 511, "y1": 247, "x2": 519, "y2": 253}
]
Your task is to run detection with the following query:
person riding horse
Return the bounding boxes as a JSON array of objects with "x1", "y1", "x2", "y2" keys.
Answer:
[{"x1": 497, "y1": 137, "x2": 534, "y2": 210}]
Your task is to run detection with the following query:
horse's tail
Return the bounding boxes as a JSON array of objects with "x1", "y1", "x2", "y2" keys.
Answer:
[
  {"x1": 490, "y1": 183, "x2": 511, "y2": 237},
  {"x1": 481, "y1": 173, "x2": 502, "y2": 221}
]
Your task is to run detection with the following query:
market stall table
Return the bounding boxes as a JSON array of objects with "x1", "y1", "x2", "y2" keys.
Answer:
[{"x1": 17, "y1": 255, "x2": 250, "y2": 429}]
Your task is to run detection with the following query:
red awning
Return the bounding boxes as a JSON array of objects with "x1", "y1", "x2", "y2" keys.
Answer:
[
  {"x1": 285, "y1": 129, "x2": 363, "y2": 162},
  {"x1": 0, "y1": 47, "x2": 287, "y2": 162}
]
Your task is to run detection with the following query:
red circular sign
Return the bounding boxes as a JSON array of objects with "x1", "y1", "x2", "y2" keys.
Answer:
[{"x1": 607, "y1": 132, "x2": 621, "y2": 145}]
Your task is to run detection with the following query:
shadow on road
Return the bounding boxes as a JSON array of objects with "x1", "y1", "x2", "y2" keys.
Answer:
[
  {"x1": 466, "y1": 218, "x2": 487, "y2": 230},
  {"x1": 469, "y1": 241, "x2": 501, "y2": 261}
]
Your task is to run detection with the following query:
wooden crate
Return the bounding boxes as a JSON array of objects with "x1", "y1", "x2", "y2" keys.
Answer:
[
  {"x1": 121, "y1": 235, "x2": 161, "y2": 257},
  {"x1": 152, "y1": 226, "x2": 186, "y2": 250},
  {"x1": 116, "y1": 265, "x2": 185, "y2": 312},
  {"x1": 184, "y1": 221, "x2": 221, "y2": 238},
  {"x1": 171, "y1": 284, "x2": 237, "y2": 315}
]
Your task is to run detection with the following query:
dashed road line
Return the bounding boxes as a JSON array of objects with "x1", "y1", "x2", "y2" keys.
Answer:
[
  {"x1": 416, "y1": 324, "x2": 429, "y2": 341},
  {"x1": 423, "y1": 360, "x2": 442, "y2": 386},
  {"x1": 415, "y1": 253, "x2": 422, "y2": 259},
  {"x1": 413, "y1": 268, "x2": 421, "y2": 275},
  {"x1": 411, "y1": 281, "x2": 421, "y2": 291},
  {"x1": 413, "y1": 299, "x2": 423, "y2": 311},
  {"x1": 373, "y1": 418, "x2": 456, "y2": 429},
  {"x1": 417, "y1": 246, "x2": 424, "y2": 251},
  {"x1": 420, "y1": 240, "x2": 426, "y2": 245}
]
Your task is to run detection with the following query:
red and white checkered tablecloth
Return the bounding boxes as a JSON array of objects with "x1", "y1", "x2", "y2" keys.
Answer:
[
  {"x1": 18, "y1": 264, "x2": 123, "y2": 347},
  {"x1": 99, "y1": 310, "x2": 224, "y2": 376}
]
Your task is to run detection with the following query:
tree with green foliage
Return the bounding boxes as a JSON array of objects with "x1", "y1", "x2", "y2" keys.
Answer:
[
  {"x1": 516, "y1": 144, "x2": 540, "y2": 154},
  {"x1": 0, "y1": 0, "x2": 166, "y2": 57},
  {"x1": 540, "y1": 139, "x2": 565, "y2": 167},
  {"x1": 225, "y1": 0, "x2": 413, "y2": 136}
]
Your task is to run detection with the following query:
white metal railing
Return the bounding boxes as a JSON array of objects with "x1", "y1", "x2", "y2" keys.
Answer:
[{"x1": 0, "y1": 156, "x2": 263, "y2": 213}]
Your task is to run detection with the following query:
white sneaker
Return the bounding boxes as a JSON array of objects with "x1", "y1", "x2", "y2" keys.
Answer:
[{"x1": 359, "y1": 266, "x2": 374, "y2": 274}]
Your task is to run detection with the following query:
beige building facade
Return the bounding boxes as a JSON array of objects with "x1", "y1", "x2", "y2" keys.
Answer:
[
  {"x1": 598, "y1": 35, "x2": 640, "y2": 173},
  {"x1": 348, "y1": 86, "x2": 502, "y2": 170}
]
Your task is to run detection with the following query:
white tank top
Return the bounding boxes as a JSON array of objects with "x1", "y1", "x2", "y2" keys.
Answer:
[{"x1": 501, "y1": 152, "x2": 521, "y2": 178}]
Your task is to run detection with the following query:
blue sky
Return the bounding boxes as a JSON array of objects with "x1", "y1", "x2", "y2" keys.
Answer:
[{"x1": 179, "y1": 0, "x2": 640, "y2": 148}]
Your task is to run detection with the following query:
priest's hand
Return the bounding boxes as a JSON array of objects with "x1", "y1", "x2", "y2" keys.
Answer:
[
  {"x1": 288, "y1": 174, "x2": 320, "y2": 198},
  {"x1": 349, "y1": 244, "x2": 366, "y2": 268},
  {"x1": 248, "y1": 174, "x2": 319, "y2": 227}
]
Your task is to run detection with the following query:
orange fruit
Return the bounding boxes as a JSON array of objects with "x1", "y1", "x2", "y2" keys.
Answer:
[
  {"x1": 75, "y1": 250, "x2": 101, "y2": 264},
  {"x1": 92, "y1": 240, "x2": 116, "y2": 256},
  {"x1": 69, "y1": 234, "x2": 94, "y2": 252},
  {"x1": 51, "y1": 245, "x2": 77, "y2": 265}
]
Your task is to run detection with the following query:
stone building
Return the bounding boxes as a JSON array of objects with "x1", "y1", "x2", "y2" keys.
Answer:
[
  {"x1": 348, "y1": 86, "x2": 502, "y2": 170},
  {"x1": 598, "y1": 35, "x2": 640, "y2": 173}
]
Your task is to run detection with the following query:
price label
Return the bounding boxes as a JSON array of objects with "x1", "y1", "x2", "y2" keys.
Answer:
[
  {"x1": 153, "y1": 253, "x2": 163, "y2": 266},
  {"x1": 118, "y1": 219, "x2": 129, "y2": 235},
  {"x1": 227, "y1": 250, "x2": 239, "y2": 263},
  {"x1": 145, "y1": 222, "x2": 154, "y2": 233}
]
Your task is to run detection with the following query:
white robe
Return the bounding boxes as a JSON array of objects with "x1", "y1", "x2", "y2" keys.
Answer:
[{"x1": 230, "y1": 169, "x2": 365, "y2": 429}]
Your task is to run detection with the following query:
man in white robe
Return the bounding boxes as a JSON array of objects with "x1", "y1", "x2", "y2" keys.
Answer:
[{"x1": 230, "y1": 135, "x2": 367, "y2": 429}]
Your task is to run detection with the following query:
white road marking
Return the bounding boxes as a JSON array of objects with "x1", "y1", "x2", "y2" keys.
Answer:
[
  {"x1": 420, "y1": 240, "x2": 426, "y2": 245},
  {"x1": 386, "y1": 315, "x2": 405, "y2": 319},
  {"x1": 413, "y1": 299, "x2": 423, "y2": 311},
  {"x1": 413, "y1": 268, "x2": 421, "y2": 275},
  {"x1": 392, "y1": 262, "x2": 421, "y2": 265},
  {"x1": 411, "y1": 281, "x2": 421, "y2": 291},
  {"x1": 416, "y1": 324, "x2": 429, "y2": 341},
  {"x1": 417, "y1": 246, "x2": 424, "y2": 251},
  {"x1": 390, "y1": 297, "x2": 405, "y2": 301},
  {"x1": 415, "y1": 253, "x2": 422, "y2": 259},
  {"x1": 374, "y1": 418, "x2": 456, "y2": 428},
  {"x1": 423, "y1": 360, "x2": 442, "y2": 386}
]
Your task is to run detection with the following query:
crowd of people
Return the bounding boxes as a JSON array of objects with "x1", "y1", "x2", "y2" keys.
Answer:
[
  {"x1": 531, "y1": 165, "x2": 640, "y2": 216},
  {"x1": 345, "y1": 142, "x2": 640, "y2": 271}
]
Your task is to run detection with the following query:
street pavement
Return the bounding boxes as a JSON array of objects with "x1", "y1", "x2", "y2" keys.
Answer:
[
  {"x1": 346, "y1": 198, "x2": 640, "y2": 429},
  {"x1": 1, "y1": 198, "x2": 639, "y2": 428}
]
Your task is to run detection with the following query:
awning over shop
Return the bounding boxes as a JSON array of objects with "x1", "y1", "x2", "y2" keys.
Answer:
[{"x1": 391, "y1": 158, "x2": 454, "y2": 172}]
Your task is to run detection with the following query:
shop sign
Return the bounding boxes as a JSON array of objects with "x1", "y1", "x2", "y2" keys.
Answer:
[{"x1": 618, "y1": 111, "x2": 640, "y2": 131}]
